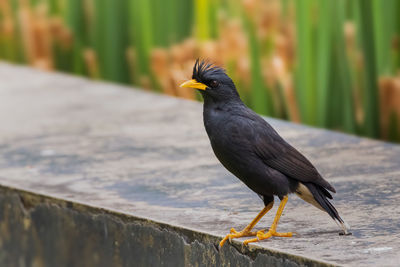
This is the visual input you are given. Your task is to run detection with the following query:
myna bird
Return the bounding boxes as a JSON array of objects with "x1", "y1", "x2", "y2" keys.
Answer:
[{"x1": 180, "y1": 60, "x2": 350, "y2": 248}]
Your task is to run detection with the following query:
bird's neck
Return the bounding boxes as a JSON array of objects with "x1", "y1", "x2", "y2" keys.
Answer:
[
  {"x1": 202, "y1": 95, "x2": 245, "y2": 129},
  {"x1": 202, "y1": 95, "x2": 245, "y2": 141},
  {"x1": 202, "y1": 94, "x2": 243, "y2": 111}
]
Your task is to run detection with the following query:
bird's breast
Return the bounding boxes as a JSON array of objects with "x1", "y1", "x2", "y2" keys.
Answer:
[{"x1": 204, "y1": 111, "x2": 250, "y2": 175}]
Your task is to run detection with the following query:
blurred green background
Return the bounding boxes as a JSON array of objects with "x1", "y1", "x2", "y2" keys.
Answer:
[{"x1": 1, "y1": 0, "x2": 400, "y2": 141}]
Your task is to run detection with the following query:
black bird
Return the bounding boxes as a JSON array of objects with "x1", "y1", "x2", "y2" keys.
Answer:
[{"x1": 180, "y1": 60, "x2": 350, "y2": 248}]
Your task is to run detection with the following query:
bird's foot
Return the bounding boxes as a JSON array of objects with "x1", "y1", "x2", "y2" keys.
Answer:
[
  {"x1": 243, "y1": 229, "x2": 293, "y2": 245},
  {"x1": 219, "y1": 227, "x2": 258, "y2": 248}
]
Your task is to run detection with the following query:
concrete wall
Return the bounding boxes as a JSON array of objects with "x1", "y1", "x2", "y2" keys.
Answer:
[{"x1": 0, "y1": 187, "x2": 326, "y2": 267}]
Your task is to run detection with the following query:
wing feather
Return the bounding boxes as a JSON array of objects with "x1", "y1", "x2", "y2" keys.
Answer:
[{"x1": 230, "y1": 113, "x2": 336, "y2": 193}]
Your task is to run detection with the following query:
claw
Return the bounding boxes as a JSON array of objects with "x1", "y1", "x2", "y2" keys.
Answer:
[
  {"x1": 220, "y1": 196, "x2": 294, "y2": 247},
  {"x1": 218, "y1": 204, "x2": 274, "y2": 248},
  {"x1": 220, "y1": 229, "x2": 259, "y2": 248},
  {"x1": 243, "y1": 229, "x2": 292, "y2": 245}
]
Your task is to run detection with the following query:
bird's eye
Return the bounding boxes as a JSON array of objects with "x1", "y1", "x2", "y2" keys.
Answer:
[{"x1": 210, "y1": 80, "x2": 219, "y2": 88}]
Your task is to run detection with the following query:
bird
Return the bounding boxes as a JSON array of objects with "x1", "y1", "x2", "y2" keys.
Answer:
[{"x1": 180, "y1": 60, "x2": 350, "y2": 248}]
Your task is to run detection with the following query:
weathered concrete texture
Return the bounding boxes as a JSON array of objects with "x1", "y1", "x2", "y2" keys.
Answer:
[
  {"x1": 0, "y1": 62, "x2": 399, "y2": 266},
  {"x1": 0, "y1": 187, "x2": 327, "y2": 267}
]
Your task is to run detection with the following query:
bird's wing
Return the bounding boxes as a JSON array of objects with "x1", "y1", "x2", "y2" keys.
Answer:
[{"x1": 231, "y1": 114, "x2": 336, "y2": 193}]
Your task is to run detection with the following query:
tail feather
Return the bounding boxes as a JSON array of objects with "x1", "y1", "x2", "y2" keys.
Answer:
[{"x1": 296, "y1": 182, "x2": 350, "y2": 235}]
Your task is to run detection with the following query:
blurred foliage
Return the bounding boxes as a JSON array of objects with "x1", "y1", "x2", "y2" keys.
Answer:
[{"x1": 1, "y1": 0, "x2": 400, "y2": 142}]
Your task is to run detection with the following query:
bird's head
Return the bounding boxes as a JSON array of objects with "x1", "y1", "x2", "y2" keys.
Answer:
[{"x1": 180, "y1": 59, "x2": 240, "y2": 102}]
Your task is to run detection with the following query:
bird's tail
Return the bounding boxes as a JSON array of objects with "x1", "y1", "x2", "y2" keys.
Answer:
[{"x1": 295, "y1": 182, "x2": 351, "y2": 235}]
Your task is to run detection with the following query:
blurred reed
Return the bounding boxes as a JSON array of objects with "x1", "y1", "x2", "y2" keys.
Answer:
[{"x1": 0, "y1": 0, "x2": 400, "y2": 142}]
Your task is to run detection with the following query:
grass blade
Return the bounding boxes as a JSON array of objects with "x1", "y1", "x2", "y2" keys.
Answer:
[
  {"x1": 295, "y1": 0, "x2": 316, "y2": 125},
  {"x1": 357, "y1": 0, "x2": 380, "y2": 138}
]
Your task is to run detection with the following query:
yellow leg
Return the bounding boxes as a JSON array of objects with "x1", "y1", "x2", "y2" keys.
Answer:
[
  {"x1": 219, "y1": 201, "x2": 273, "y2": 248},
  {"x1": 243, "y1": 195, "x2": 293, "y2": 245}
]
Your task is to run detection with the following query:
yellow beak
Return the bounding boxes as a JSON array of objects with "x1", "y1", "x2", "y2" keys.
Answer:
[{"x1": 180, "y1": 79, "x2": 207, "y2": 90}]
